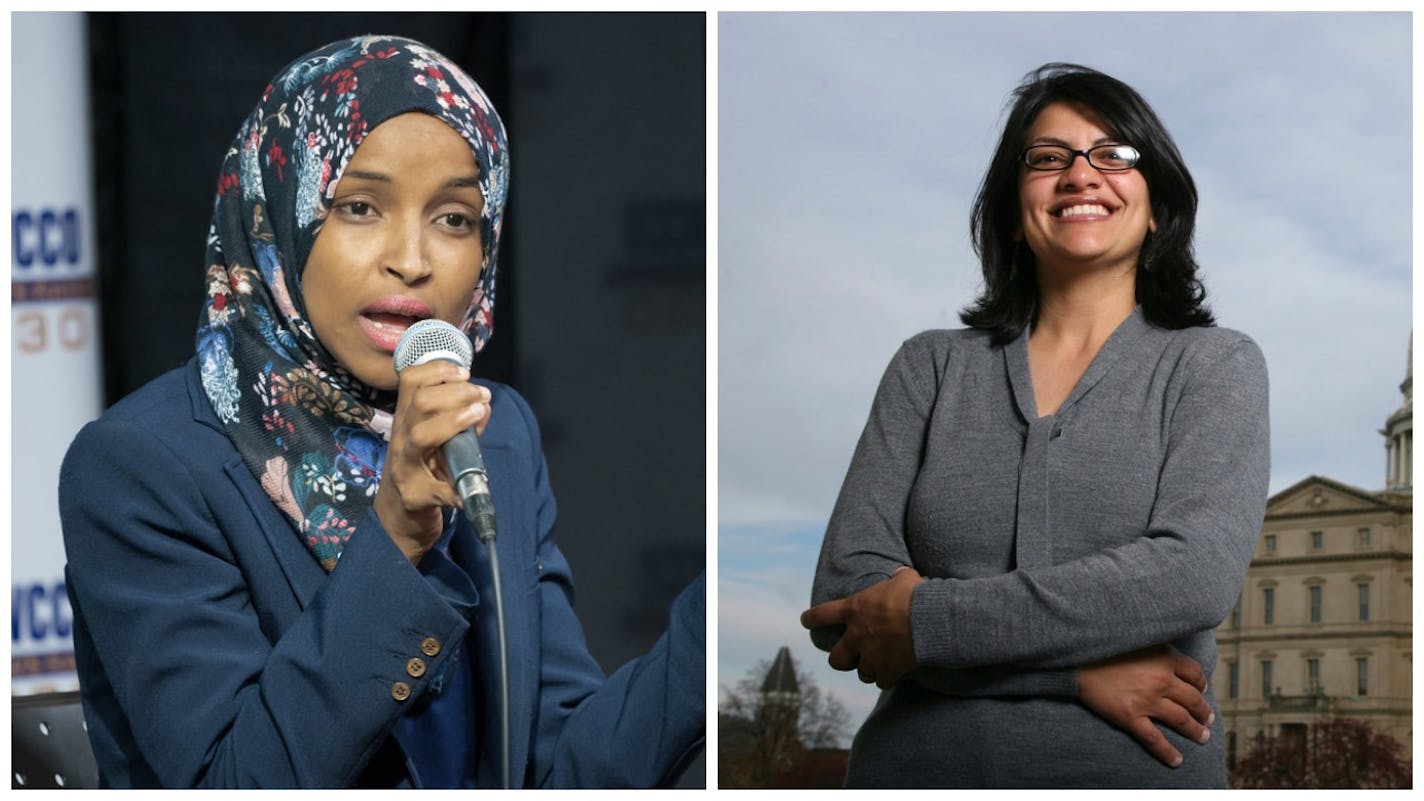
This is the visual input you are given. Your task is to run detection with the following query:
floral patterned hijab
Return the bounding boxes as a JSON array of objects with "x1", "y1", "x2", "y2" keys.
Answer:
[{"x1": 196, "y1": 35, "x2": 509, "y2": 571}]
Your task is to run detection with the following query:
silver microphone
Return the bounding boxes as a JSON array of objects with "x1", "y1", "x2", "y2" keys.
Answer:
[{"x1": 392, "y1": 319, "x2": 496, "y2": 542}]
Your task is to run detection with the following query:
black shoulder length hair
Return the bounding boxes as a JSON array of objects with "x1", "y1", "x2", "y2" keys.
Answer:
[{"x1": 961, "y1": 63, "x2": 1214, "y2": 344}]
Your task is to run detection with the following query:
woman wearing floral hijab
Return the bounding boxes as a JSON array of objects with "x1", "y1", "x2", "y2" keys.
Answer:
[{"x1": 59, "y1": 35, "x2": 704, "y2": 789}]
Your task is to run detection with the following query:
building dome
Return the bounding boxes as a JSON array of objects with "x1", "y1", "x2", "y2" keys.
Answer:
[{"x1": 1381, "y1": 333, "x2": 1411, "y2": 492}]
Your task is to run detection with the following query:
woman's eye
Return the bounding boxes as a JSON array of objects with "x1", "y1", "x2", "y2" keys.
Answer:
[
  {"x1": 340, "y1": 201, "x2": 373, "y2": 217},
  {"x1": 440, "y1": 213, "x2": 476, "y2": 230}
]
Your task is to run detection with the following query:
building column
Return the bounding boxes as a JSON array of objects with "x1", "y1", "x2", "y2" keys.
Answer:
[
  {"x1": 1403, "y1": 430, "x2": 1412, "y2": 487},
  {"x1": 1386, "y1": 435, "x2": 1397, "y2": 487}
]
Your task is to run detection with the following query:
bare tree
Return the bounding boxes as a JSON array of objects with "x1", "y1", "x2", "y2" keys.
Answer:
[
  {"x1": 1231, "y1": 718, "x2": 1411, "y2": 789},
  {"x1": 718, "y1": 651, "x2": 851, "y2": 788}
]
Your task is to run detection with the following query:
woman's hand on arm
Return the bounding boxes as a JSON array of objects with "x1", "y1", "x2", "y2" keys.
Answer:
[
  {"x1": 801, "y1": 567, "x2": 924, "y2": 689},
  {"x1": 804, "y1": 569, "x2": 1218, "y2": 750},
  {"x1": 1077, "y1": 645, "x2": 1213, "y2": 768},
  {"x1": 374, "y1": 360, "x2": 490, "y2": 563},
  {"x1": 809, "y1": 337, "x2": 942, "y2": 651}
]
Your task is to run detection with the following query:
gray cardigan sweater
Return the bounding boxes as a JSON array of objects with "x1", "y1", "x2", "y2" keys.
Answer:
[{"x1": 810, "y1": 309, "x2": 1269, "y2": 788}]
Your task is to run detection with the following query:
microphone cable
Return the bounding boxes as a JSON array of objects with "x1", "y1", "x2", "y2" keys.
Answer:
[
  {"x1": 483, "y1": 532, "x2": 511, "y2": 790},
  {"x1": 464, "y1": 491, "x2": 510, "y2": 790}
]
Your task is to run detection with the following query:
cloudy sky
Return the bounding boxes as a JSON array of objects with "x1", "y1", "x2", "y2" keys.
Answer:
[{"x1": 717, "y1": 12, "x2": 1412, "y2": 736}]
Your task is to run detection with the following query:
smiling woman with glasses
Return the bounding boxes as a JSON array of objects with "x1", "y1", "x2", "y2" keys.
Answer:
[{"x1": 802, "y1": 63, "x2": 1269, "y2": 788}]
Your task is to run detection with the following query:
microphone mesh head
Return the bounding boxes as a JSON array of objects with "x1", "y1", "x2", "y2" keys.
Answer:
[{"x1": 393, "y1": 319, "x2": 474, "y2": 372}]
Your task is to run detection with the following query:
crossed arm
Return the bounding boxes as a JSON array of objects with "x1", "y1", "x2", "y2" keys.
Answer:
[
  {"x1": 802, "y1": 333, "x2": 1269, "y2": 768},
  {"x1": 801, "y1": 567, "x2": 1215, "y2": 768}
]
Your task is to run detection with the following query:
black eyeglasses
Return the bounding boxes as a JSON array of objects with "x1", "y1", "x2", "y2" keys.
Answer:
[{"x1": 1021, "y1": 144, "x2": 1141, "y2": 172}]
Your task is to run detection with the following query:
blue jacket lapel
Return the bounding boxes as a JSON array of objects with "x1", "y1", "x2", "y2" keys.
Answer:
[{"x1": 185, "y1": 360, "x2": 326, "y2": 608}]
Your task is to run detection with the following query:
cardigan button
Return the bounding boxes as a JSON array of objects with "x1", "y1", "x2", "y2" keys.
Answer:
[
  {"x1": 420, "y1": 637, "x2": 441, "y2": 657},
  {"x1": 407, "y1": 658, "x2": 427, "y2": 678},
  {"x1": 391, "y1": 682, "x2": 411, "y2": 702}
]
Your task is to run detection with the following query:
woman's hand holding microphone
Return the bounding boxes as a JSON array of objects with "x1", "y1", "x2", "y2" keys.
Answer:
[{"x1": 374, "y1": 359, "x2": 491, "y2": 565}]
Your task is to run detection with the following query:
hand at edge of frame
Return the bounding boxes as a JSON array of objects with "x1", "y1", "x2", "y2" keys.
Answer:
[{"x1": 800, "y1": 566, "x2": 924, "y2": 690}]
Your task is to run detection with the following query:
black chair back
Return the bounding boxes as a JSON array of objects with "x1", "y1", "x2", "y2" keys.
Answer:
[{"x1": 12, "y1": 691, "x2": 99, "y2": 789}]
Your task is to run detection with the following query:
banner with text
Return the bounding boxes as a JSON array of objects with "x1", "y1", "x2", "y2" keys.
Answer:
[{"x1": 12, "y1": 12, "x2": 104, "y2": 695}]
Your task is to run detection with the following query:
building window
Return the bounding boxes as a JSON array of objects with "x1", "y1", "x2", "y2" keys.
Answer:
[
  {"x1": 1356, "y1": 658, "x2": 1368, "y2": 696},
  {"x1": 1307, "y1": 658, "x2": 1320, "y2": 692},
  {"x1": 1230, "y1": 599, "x2": 1241, "y2": 629},
  {"x1": 1264, "y1": 534, "x2": 1277, "y2": 554},
  {"x1": 1263, "y1": 587, "x2": 1275, "y2": 625},
  {"x1": 1228, "y1": 731, "x2": 1238, "y2": 771},
  {"x1": 1358, "y1": 527, "x2": 1372, "y2": 547},
  {"x1": 1227, "y1": 661, "x2": 1239, "y2": 699},
  {"x1": 1310, "y1": 530, "x2": 1324, "y2": 550},
  {"x1": 1358, "y1": 583, "x2": 1371, "y2": 621},
  {"x1": 1262, "y1": 660, "x2": 1274, "y2": 697},
  {"x1": 1308, "y1": 585, "x2": 1322, "y2": 623}
]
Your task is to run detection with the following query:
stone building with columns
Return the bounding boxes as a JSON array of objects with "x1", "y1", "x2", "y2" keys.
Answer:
[{"x1": 1214, "y1": 339, "x2": 1413, "y2": 765}]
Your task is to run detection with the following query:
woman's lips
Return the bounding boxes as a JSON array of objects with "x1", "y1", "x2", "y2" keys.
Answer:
[
  {"x1": 357, "y1": 314, "x2": 414, "y2": 352},
  {"x1": 358, "y1": 297, "x2": 434, "y2": 352}
]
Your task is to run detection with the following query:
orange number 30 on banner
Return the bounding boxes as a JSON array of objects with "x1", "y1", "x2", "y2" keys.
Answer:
[{"x1": 15, "y1": 307, "x2": 90, "y2": 354}]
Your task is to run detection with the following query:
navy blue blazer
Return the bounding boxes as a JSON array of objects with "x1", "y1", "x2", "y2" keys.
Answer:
[{"x1": 59, "y1": 359, "x2": 704, "y2": 788}]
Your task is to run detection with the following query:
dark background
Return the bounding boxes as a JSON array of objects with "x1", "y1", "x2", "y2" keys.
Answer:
[{"x1": 84, "y1": 11, "x2": 706, "y2": 785}]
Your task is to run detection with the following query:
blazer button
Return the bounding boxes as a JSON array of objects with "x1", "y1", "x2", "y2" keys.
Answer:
[
  {"x1": 407, "y1": 657, "x2": 427, "y2": 678},
  {"x1": 420, "y1": 637, "x2": 441, "y2": 657},
  {"x1": 391, "y1": 682, "x2": 411, "y2": 702}
]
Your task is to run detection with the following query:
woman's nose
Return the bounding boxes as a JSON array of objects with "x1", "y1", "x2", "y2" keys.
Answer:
[
  {"x1": 383, "y1": 222, "x2": 432, "y2": 284},
  {"x1": 1058, "y1": 153, "x2": 1102, "y2": 189}
]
